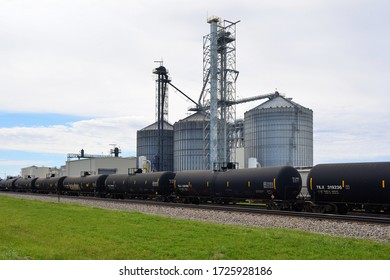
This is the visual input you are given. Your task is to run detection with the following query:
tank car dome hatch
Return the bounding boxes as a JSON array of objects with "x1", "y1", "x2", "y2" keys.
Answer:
[
  {"x1": 136, "y1": 120, "x2": 174, "y2": 172},
  {"x1": 173, "y1": 111, "x2": 211, "y2": 171},
  {"x1": 244, "y1": 95, "x2": 313, "y2": 168}
]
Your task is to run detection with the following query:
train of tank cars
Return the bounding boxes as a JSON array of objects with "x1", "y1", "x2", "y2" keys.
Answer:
[{"x1": 1, "y1": 162, "x2": 389, "y2": 215}]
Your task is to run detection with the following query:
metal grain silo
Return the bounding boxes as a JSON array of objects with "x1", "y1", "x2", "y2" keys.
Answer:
[
  {"x1": 244, "y1": 96, "x2": 313, "y2": 168},
  {"x1": 173, "y1": 111, "x2": 210, "y2": 171},
  {"x1": 136, "y1": 121, "x2": 174, "y2": 171}
]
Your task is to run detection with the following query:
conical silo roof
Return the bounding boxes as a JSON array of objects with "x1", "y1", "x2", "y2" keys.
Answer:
[
  {"x1": 139, "y1": 120, "x2": 173, "y2": 131},
  {"x1": 176, "y1": 111, "x2": 210, "y2": 123},
  {"x1": 253, "y1": 96, "x2": 309, "y2": 111}
]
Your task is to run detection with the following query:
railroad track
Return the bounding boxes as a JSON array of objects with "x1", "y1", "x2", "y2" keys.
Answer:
[
  {"x1": 147, "y1": 200, "x2": 390, "y2": 225},
  {"x1": 193, "y1": 203, "x2": 390, "y2": 225},
  {"x1": 4, "y1": 191, "x2": 388, "y2": 225}
]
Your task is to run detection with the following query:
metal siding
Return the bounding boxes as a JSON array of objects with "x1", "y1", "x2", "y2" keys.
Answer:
[
  {"x1": 173, "y1": 113, "x2": 209, "y2": 171},
  {"x1": 244, "y1": 97, "x2": 313, "y2": 168},
  {"x1": 136, "y1": 122, "x2": 174, "y2": 172}
]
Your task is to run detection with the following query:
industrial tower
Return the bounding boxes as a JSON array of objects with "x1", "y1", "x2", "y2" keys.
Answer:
[
  {"x1": 201, "y1": 17, "x2": 240, "y2": 170},
  {"x1": 150, "y1": 18, "x2": 280, "y2": 172},
  {"x1": 153, "y1": 63, "x2": 170, "y2": 171}
]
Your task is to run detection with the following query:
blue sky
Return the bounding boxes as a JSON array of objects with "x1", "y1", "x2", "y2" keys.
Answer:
[
  {"x1": 0, "y1": 113, "x2": 84, "y2": 128},
  {"x1": 1, "y1": 0, "x2": 390, "y2": 176}
]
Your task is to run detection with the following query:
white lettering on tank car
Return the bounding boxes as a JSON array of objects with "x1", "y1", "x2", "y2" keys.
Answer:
[
  {"x1": 327, "y1": 185, "x2": 343, "y2": 190},
  {"x1": 263, "y1": 182, "x2": 274, "y2": 189},
  {"x1": 292, "y1": 177, "x2": 300, "y2": 183},
  {"x1": 316, "y1": 185, "x2": 342, "y2": 190}
]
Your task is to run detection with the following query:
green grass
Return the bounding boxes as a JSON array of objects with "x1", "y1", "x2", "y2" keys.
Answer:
[{"x1": 0, "y1": 195, "x2": 389, "y2": 260}]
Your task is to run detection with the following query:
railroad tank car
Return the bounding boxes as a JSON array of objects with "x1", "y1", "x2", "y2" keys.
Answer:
[
  {"x1": 104, "y1": 174, "x2": 132, "y2": 198},
  {"x1": 13, "y1": 177, "x2": 38, "y2": 192},
  {"x1": 62, "y1": 174, "x2": 108, "y2": 196},
  {"x1": 173, "y1": 170, "x2": 216, "y2": 203},
  {"x1": 129, "y1": 171, "x2": 175, "y2": 199},
  {"x1": 214, "y1": 166, "x2": 302, "y2": 204},
  {"x1": 0, "y1": 177, "x2": 18, "y2": 191},
  {"x1": 307, "y1": 162, "x2": 390, "y2": 213},
  {"x1": 172, "y1": 166, "x2": 302, "y2": 206},
  {"x1": 34, "y1": 176, "x2": 66, "y2": 194}
]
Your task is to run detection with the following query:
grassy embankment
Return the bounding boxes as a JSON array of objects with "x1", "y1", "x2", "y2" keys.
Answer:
[{"x1": 0, "y1": 195, "x2": 388, "y2": 260}]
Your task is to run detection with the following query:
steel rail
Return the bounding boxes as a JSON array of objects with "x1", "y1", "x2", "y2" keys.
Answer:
[{"x1": 2, "y1": 191, "x2": 389, "y2": 225}]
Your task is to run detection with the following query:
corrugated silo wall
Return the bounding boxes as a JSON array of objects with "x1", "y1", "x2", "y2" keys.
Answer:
[
  {"x1": 136, "y1": 129, "x2": 174, "y2": 172},
  {"x1": 173, "y1": 118, "x2": 207, "y2": 171},
  {"x1": 244, "y1": 106, "x2": 313, "y2": 168}
]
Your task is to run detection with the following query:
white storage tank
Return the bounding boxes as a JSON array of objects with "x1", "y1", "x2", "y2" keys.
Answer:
[{"x1": 248, "y1": 157, "x2": 260, "y2": 168}]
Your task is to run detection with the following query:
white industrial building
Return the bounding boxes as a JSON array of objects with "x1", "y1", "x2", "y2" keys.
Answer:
[
  {"x1": 21, "y1": 166, "x2": 61, "y2": 178},
  {"x1": 65, "y1": 157, "x2": 137, "y2": 176}
]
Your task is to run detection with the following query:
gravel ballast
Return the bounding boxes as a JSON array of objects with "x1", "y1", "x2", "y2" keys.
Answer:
[{"x1": 1, "y1": 192, "x2": 389, "y2": 243}]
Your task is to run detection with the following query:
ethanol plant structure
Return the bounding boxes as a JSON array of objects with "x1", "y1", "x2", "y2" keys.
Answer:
[
  {"x1": 200, "y1": 16, "x2": 240, "y2": 171},
  {"x1": 137, "y1": 16, "x2": 313, "y2": 172}
]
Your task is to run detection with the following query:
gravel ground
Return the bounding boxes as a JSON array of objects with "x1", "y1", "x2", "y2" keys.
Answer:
[{"x1": 1, "y1": 192, "x2": 389, "y2": 243}]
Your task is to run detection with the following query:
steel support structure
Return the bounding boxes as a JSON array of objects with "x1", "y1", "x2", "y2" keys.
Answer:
[
  {"x1": 202, "y1": 17, "x2": 239, "y2": 170},
  {"x1": 153, "y1": 64, "x2": 170, "y2": 171}
]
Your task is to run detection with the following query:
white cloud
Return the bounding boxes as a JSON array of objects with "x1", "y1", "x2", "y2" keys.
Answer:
[
  {"x1": 0, "y1": 159, "x2": 38, "y2": 167},
  {"x1": 1, "y1": 0, "x2": 390, "y2": 171},
  {"x1": 0, "y1": 116, "x2": 148, "y2": 156}
]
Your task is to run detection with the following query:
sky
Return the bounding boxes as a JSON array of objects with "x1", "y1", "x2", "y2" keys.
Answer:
[{"x1": 1, "y1": 0, "x2": 389, "y2": 177}]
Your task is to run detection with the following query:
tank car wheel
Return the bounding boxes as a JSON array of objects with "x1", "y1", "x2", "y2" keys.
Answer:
[
  {"x1": 266, "y1": 201, "x2": 279, "y2": 210},
  {"x1": 191, "y1": 197, "x2": 200, "y2": 205},
  {"x1": 292, "y1": 202, "x2": 304, "y2": 212},
  {"x1": 212, "y1": 198, "x2": 222, "y2": 204},
  {"x1": 336, "y1": 204, "x2": 348, "y2": 215},
  {"x1": 161, "y1": 196, "x2": 174, "y2": 203},
  {"x1": 280, "y1": 201, "x2": 292, "y2": 211},
  {"x1": 303, "y1": 201, "x2": 318, "y2": 212},
  {"x1": 322, "y1": 203, "x2": 337, "y2": 214}
]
